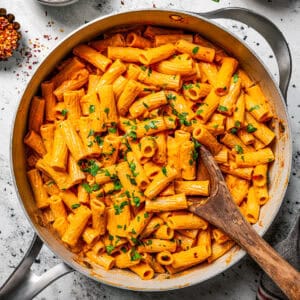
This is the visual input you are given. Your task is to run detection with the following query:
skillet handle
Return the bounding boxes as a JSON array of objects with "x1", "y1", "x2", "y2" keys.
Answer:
[
  {"x1": 0, "y1": 234, "x2": 73, "y2": 300},
  {"x1": 198, "y1": 7, "x2": 292, "y2": 101}
]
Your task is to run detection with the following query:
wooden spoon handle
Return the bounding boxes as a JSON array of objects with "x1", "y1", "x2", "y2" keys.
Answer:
[{"x1": 238, "y1": 222, "x2": 300, "y2": 300}]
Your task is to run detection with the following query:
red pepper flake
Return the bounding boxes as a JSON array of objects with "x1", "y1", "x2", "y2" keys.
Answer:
[{"x1": 0, "y1": 9, "x2": 21, "y2": 59}]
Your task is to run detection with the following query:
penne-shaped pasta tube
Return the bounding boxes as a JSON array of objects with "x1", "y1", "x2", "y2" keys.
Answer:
[
  {"x1": 245, "y1": 186, "x2": 260, "y2": 224},
  {"x1": 98, "y1": 85, "x2": 118, "y2": 125},
  {"x1": 28, "y1": 96, "x2": 45, "y2": 133},
  {"x1": 175, "y1": 39, "x2": 215, "y2": 63},
  {"x1": 167, "y1": 213, "x2": 208, "y2": 230},
  {"x1": 24, "y1": 130, "x2": 47, "y2": 157},
  {"x1": 40, "y1": 124, "x2": 55, "y2": 154},
  {"x1": 60, "y1": 119, "x2": 88, "y2": 162},
  {"x1": 137, "y1": 239, "x2": 177, "y2": 253},
  {"x1": 129, "y1": 262, "x2": 154, "y2": 280},
  {"x1": 153, "y1": 224, "x2": 174, "y2": 240},
  {"x1": 215, "y1": 57, "x2": 238, "y2": 96},
  {"x1": 27, "y1": 169, "x2": 49, "y2": 209},
  {"x1": 63, "y1": 89, "x2": 83, "y2": 120},
  {"x1": 193, "y1": 124, "x2": 222, "y2": 155},
  {"x1": 73, "y1": 44, "x2": 112, "y2": 72},
  {"x1": 117, "y1": 79, "x2": 142, "y2": 116},
  {"x1": 90, "y1": 198, "x2": 106, "y2": 235},
  {"x1": 153, "y1": 133, "x2": 167, "y2": 165},
  {"x1": 138, "y1": 67, "x2": 181, "y2": 90},
  {"x1": 62, "y1": 205, "x2": 92, "y2": 247},
  {"x1": 115, "y1": 249, "x2": 141, "y2": 268},
  {"x1": 171, "y1": 245, "x2": 211, "y2": 269},
  {"x1": 252, "y1": 164, "x2": 268, "y2": 187},
  {"x1": 145, "y1": 193, "x2": 187, "y2": 212},
  {"x1": 156, "y1": 251, "x2": 174, "y2": 265},
  {"x1": 107, "y1": 46, "x2": 145, "y2": 63},
  {"x1": 101, "y1": 134, "x2": 120, "y2": 167},
  {"x1": 86, "y1": 251, "x2": 115, "y2": 270},
  {"x1": 139, "y1": 43, "x2": 175, "y2": 65},
  {"x1": 126, "y1": 32, "x2": 152, "y2": 48},
  {"x1": 207, "y1": 240, "x2": 235, "y2": 263},
  {"x1": 179, "y1": 141, "x2": 196, "y2": 180},
  {"x1": 144, "y1": 165, "x2": 177, "y2": 199},
  {"x1": 195, "y1": 90, "x2": 220, "y2": 123},
  {"x1": 174, "y1": 181, "x2": 209, "y2": 196},
  {"x1": 50, "y1": 126, "x2": 68, "y2": 171},
  {"x1": 129, "y1": 91, "x2": 167, "y2": 118},
  {"x1": 236, "y1": 147, "x2": 274, "y2": 167},
  {"x1": 53, "y1": 217, "x2": 69, "y2": 237}
]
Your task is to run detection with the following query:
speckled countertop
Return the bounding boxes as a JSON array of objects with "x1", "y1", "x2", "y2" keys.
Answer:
[{"x1": 0, "y1": 0, "x2": 299, "y2": 299}]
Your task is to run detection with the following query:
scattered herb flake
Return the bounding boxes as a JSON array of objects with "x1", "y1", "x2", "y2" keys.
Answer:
[
  {"x1": 246, "y1": 123, "x2": 257, "y2": 133},
  {"x1": 192, "y1": 46, "x2": 199, "y2": 55},
  {"x1": 71, "y1": 203, "x2": 80, "y2": 209},
  {"x1": 89, "y1": 105, "x2": 95, "y2": 113}
]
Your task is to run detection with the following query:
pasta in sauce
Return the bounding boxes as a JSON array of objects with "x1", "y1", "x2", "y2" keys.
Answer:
[{"x1": 24, "y1": 25, "x2": 275, "y2": 279}]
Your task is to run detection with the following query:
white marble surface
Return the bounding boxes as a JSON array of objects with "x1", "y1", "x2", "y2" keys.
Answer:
[{"x1": 0, "y1": 0, "x2": 299, "y2": 299}]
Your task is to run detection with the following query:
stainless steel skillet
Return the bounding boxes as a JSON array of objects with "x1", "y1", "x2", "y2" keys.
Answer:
[{"x1": 0, "y1": 7, "x2": 292, "y2": 300}]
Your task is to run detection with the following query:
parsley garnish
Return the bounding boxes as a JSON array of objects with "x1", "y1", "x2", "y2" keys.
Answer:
[
  {"x1": 132, "y1": 196, "x2": 141, "y2": 207},
  {"x1": 144, "y1": 212, "x2": 149, "y2": 218},
  {"x1": 71, "y1": 203, "x2": 80, "y2": 209},
  {"x1": 108, "y1": 127, "x2": 117, "y2": 134},
  {"x1": 234, "y1": 121, "x2": 241, "y2": 128},
  {"x1": 95, "y1": 136, "x2": 103, "y2": 146},
  {"x1": 113, "y1": 201, "x2": 128, "y2": 215},
  {"x1": 235, "y1": 145, "x2": 244, "y2": 154},
  {"x1": 61, "y1": 109, "x2": 68, "y2": 117},
  {"x1": 78, "y1": 159, "x2": 100, "y2": 176},
  {"x1": 104, "y1": 107, "x2": 110, "y2": 116},
  {"x1": 126, "y1": 174, "x2": 137, "y2": 185},
  {"x1": 87, "y1": 129, "x2": 95, "y2": 137},
  {"x1": 130, "y1": 250, "x2": 142, "y2": 261},
  {"x1": 106, "y1": 245, "x2": 114, "y2": 255},
  {"x1": 218, "y1": 105, "x2": 228, "y2": 112},
  {"x1": 192, "y1": 46, "x2": 199, "y2": 54},
  {"x1": 81, "y1": 182, "x2": 100, "y2": 193},
  {"x1": 246, "y1": 123, "x2": 257, "y2": 133},
  {"x1": 142, "y1": 102, "x2": 149, "y2": 108},
  {"x1": 233, "y1": 73, "x2": 239, "y2": 83},
  {"x1": 113, "y1": 180, "x2": 122, "y2": 191},
  {"x1": 140, "y1": 65, "x2": 147, "y2": 71},
  {"x1": 196, "y1": 109, "x2": 203, "y2": 115},
  {"x1": 129, "y1": 161, "x2": 138, "y2": 177},
  {"x1": 162, "y1": 166, "x2": 167, "y2": 176},
  {"x1": 144, "y1": 120, "x2": 158, "y2": 132},
  {"x1": 183, "y1": 83, "x2": 193, "y2": 90},
  {"x1": 230, "y1": 127, "x2": 238, "y2": 135},
  {"x1": 249, "y1": 105, "x2": 260, "y2": 112},
  {"x1": 89, "y1": 105, "x2": 95, "y2": 113}
]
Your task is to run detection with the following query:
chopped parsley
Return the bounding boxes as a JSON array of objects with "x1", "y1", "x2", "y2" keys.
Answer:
[
  {"x1": 142, "y1": 102, "x2": 149, "y2": 108},
  {"x1": 130, "y1": 250, "x2": 142, "y2": 261},
  {"x1": 61, "y1": 109, "x2": 68, "y2": 117},
  {"x1": 230, "y1": 127, "x2": 238, "y2": 135},
  {"x1": 113, "y1": 180, "x2": 122, "y2": 191},
  {"x1": 78, "y1": 159, "x2": 100, "y2": 176},
  {"x1": 233, "y1": 73, "x2": 239, "y2": 83},
  {"x1": 132, "y1": 196, "x2": 141, "y2": 207},
  {"x1": 162, "y1": 166, "x2": 168, "y2": 176},
  {"x1": 129, "y1": 161, "x2": 138, "y2": 177},
  {"x1": 144, "y1": 212, "x2": 149, "y2": 218},
  {"x1": 144, "y1": 120, "x2": 158, "y2": 132},
  {"x1": 89, "y1": 105, "x2": 95, "y2": 113},
  {"x1": 104, "y1": 107, "x2": 110, "y2": 116},
  {"x1": 95, "y1": 136, "x2": 103, "y2": 146},
  {"x1": 218, "y1": 105, "x2": 228, "y2": 112},
  {"x1": 183, "y1": 83, "x2": 193, "y2": 90},
  {"x1": 234, "y1": 145, "x2": 244, "y2": 154},
  {"x1": 87, "y1": 141, "x2": 93, "y2": 147},
  {"x1": 113, "y1": 201, "x2": 128, "y2": 215},
  {"x1": 166, "y1": 94, "x2": 176, "y2": 101},
  {"x1": 234, "y1": 121, "x2": 241, "y2": 128},
  {"x1": 140, "y1": 65, "x2": 147, "y2": 71},
  {"x1": 71, "y1": 203, "x2": 80, "y2": 209},
  {"x1": 246, "y1": 123, "x2": 257, "y2": 133},
  {"x1": 126, "y1": 174, "x2": 137, "y2": 185},
  {"x1": 249, "y1": 105, "x2": 260, "y2": 112},
  {"x1": 146, "y1": 239, "x2": 152, "y2": 245},
  {"x1": 81, "y1": 182, "x2": 100, "y2": 193},
  {"x1": 196, "y1": 109, "x2": 203, "y2": 115},
  {"x1": 106, "y1": 245, "x2": 115, "y2": 255},
  {"x1": 87, "y1": 129, "x2": 95, "y2": 138},
  {"x1": 192, "y1": 46, "x2": 199, "y2": 55},
  {"x1": 108, "y1": 127, "x2": 117, "y2": 134}
]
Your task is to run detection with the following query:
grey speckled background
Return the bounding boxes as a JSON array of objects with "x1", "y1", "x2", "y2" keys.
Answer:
[{"x1": 0, "y1": 0, "x2": 299, "y2": 299}]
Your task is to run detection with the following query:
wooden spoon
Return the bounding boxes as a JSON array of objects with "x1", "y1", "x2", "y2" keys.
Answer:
[{"x1": 188, "y1": 146, "x2": 300, "y2": 300}]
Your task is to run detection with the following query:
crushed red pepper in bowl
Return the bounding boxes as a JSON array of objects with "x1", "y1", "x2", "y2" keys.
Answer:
[{"x1": 0, "y1": 8, "x2": 21, "y2": 60}]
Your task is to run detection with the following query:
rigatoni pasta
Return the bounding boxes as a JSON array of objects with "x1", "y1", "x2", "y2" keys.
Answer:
[{"x1": 24, "y1": 25, "x2": 277, "y2": 280}]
